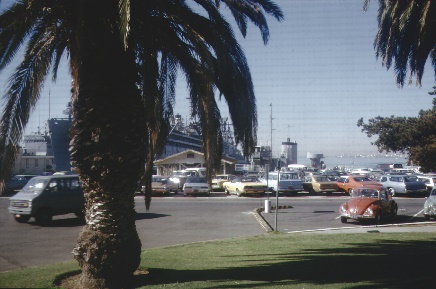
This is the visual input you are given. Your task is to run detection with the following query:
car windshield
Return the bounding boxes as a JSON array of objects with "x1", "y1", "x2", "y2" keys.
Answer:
[
  {"x1": 172, "y1": 171, "x2": 190, "y2": 177},
  {"x1": 353, "y1": 177, "x2": 371, "y2": 182},
  {"x1": 241, "y1": 177, "x2": 258, "y2": 182},
  {"x1": 152, "y1": 177, "x2": 166, "y2": 182},
  {"x1": 404, "y1": 176, "x2": 418, "y2": 182},
  {"x1": 215, "y1": 176, "x2": 228, "y2": 180},
  {"x1": 279, "y1": 173, "x2": 299, "y2": 180},
  {"x1": 21, "y1": 178, "x2": 49, "y2": 191},
  {"x1": 314, "y1": 176, "x2": 329, "y2": 182},
  {"x1": 186, "y1": 177, "x2": 207, "y2": 183},
  {"x1": 353, "y1": 188, "x2": 379, "y2": 198}
]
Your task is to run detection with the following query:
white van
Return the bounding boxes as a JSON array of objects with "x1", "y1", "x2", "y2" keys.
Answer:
[
  {"x1": 262, "y1": 171, "x2": 304, "y2": 195},
  {"x1": 184, "y1": 168, "x2": 207, "y2": 177}
]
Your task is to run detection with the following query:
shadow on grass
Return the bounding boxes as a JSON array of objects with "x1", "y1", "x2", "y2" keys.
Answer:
[{"x1": 133, "y1": 237, "x2": 436, "y2": 288}]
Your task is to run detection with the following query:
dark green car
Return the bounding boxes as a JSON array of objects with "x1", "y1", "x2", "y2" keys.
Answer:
[{"x1": 8, "y1": 175, "x2": 84, "y2": 225}]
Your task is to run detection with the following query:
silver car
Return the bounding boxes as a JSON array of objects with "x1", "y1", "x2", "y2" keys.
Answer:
[
  {"x1": 183, "y1": 177, "x2": 210, "y2": 196},
  {"x1": 424, "y1": 188, "x2": 436, "y2": 221},
  {"x1": 378, "y1": 174, "x2": 427, "y2": 196}
]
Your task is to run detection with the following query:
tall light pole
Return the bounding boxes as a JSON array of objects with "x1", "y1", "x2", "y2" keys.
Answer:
[{"x1": 269, "y1": 103, "x2": 274, "y2": 168}]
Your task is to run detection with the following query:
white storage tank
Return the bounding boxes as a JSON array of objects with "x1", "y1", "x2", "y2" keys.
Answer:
[{"x1": 280, "y1": 138, "x2": 297, "y2": 165}]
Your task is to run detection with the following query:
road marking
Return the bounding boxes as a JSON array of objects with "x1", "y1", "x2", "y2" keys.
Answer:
[{"x1": 413, "y1": 209, "x2": 424, "y2": 217}]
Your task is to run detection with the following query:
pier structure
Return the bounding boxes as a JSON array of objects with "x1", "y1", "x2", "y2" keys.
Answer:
[{"x1": 307, "y1": 152, "x2": 324, "y2": 169}]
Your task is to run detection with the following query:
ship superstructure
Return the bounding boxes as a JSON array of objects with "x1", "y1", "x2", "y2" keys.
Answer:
[{"x1": 17, "y1": 105, "x2": 244, "y2": 174}]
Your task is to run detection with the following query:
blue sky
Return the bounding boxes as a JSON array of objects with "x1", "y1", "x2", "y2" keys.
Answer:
[{"x1": 1, "y1": 0, "x2": 435, "y2": 158}]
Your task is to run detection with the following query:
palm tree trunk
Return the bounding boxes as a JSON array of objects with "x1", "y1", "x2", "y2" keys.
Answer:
[{"x1": 69, "y1": 3, "x2": 146, "y2": 288}]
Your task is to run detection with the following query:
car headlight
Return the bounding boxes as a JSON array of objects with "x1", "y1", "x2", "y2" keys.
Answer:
[
  {"x1": 339, "y1": 204, "x2": 347, "y2": 213},
  {"x1": 11, "y1": 200, "x2": 31, "y2": 208},
  {"x1": 364, "y1": 207, "x2": 374, "y2": 216}
]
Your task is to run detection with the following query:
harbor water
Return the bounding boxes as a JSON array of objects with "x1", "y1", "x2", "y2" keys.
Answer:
[{"x1": 298, "y1": 155, "x2": 409, "y2": 171}]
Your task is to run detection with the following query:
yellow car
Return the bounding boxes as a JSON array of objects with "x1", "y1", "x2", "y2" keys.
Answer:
[
  {"x1": 223, "y1": 176, "x2": 268, "y2": 197},
  {"x1": 303, "y1": 175, "x2": 338, "y2": 195},
  {"x1": 211, "y1": 174, "x2": 236, "y2": 191}
]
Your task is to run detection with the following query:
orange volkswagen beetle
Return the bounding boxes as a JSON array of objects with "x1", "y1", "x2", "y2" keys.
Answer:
[
  {"x1": 339, "y1": 187, "x2": 398, "y2": 224},
  {"x1": 336, "y1": 175, "x2": 382, "y2": 195}
]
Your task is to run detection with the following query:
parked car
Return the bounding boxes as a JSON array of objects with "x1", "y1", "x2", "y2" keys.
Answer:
[
  {"x1": 53, "y1": 171, "x2": 76, "y2": 175},
  {"x1": 223, "y1": 176, "x2": 268, "y2": 197},
  {"x1": 423, "y1": 188, "x2": 436, "y2": 221},
  {"x1": 211, "y1": 174, "x2": 236, "y2": 191},
  {"x1": 168, "y1": 170, "x2": 192, "y2": 190},
  {"x1": 303, "y1": 175, "x2": 338, "y2": 195},
  {"x1": 8, "y1": 175, "x2": 84, "y2": 225},
  {"x1": 336, "y1": 176, "x2": 383, "y2": 195},
  {"x1": 350, "y1": 168, "x2": 372, "y2": 176},
  {"x1": 4, "y1": 174, "x2": 38, "y2": 195},
  {"x1": 378, "y1": 174, "x2": 427, "y2": 196},
  {"x1": 261, "y1": 171, "x2": 303, "y2": 195},
  {"x1": 417, "y1": 175, "x2": 436, "y2": 192},
  {"x1": 184, "y1": 168, "x2": 207, "y2": 177},
  {"x1": 183, "y1": 177, "x2": 210, "y2": 196},
  {"x1": 142, "y1": 175, "x2": 178, "y2": 196},
  {"x1": 339, "y1": 187, "x2": 398, "y2": 224}
]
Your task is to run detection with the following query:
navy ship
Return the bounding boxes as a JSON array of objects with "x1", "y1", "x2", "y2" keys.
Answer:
[{"x1": 26, "y1": 103, "x2": 244, "y2": 172}]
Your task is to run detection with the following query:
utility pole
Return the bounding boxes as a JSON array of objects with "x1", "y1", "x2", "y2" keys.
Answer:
[{"x1": 269, "y1": 103, "x2": 274, "y2": 165}]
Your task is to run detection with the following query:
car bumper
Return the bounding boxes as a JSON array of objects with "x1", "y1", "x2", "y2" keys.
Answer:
[
  {"x1": 8, "y1": 207, "x2": 32, "y2": 216},
  {"x1": 184, "y1": 189, "x2": 209, "y2": 194},
  {"x1": 151, "y1": 189, "x2": 169, "y2": 194},
  {"x1": 340, "y1": 213, "x2": 375, "y2": 220},
  {"x1": 243, "y1": 189, "x2": 266, "y2": 194}
]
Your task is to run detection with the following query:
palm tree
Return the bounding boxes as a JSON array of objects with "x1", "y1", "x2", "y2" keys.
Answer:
[
  {"x1": 0, "y1": 0, "x2": 283, "y2": 288},
  {"x1": 366, "y1": 0, "x2": 436, "y2": 87}
]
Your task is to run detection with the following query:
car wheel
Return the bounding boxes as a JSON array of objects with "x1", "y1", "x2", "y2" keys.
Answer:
[
  {"x1": 236, "y1": 189, "x2": 241, "y2": 197},
  {"x1": 340, "y1": 216, "x2": 347, "y2": 223},
  {"x1": 35, "y1": 209, "x2": 52, "y2": 226},
  {"x1": 225, "y1": 187, "x2": 230, "y2": 195},
  {"x1": 424, "y1": 214, "x2": 431, "y2": 221},
  {"x1": 309, "y1": 188, "x2": 316, "y2": 195},
  {"x1": 14, "y1": 215, "x2": 31, "y2": 223},
  {"x1": 388, "y1": 188, "x2": 395, "y2": 196},
  {"x1": 348, "y1": 188, "x2": 354, "y2": 196}
]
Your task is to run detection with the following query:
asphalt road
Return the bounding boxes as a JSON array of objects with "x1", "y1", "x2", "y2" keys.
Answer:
[{"x1": 0, "y1": 192, "x2": 430, "y2": 273}]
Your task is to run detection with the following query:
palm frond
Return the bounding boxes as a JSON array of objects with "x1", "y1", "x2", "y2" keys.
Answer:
[{"x1": 374, "y1": 0, "x2": 436, "y2": 87}]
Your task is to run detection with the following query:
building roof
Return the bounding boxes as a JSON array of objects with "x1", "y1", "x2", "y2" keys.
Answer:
[{"x1": 155, "y1": 149, "x2": 236, "y2": 165}]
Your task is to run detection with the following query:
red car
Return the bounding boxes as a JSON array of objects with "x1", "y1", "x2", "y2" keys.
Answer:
[
  {"x1": 339, "y1": 187, "x2": 398, "y2": 224},
  {"x1": 336, "y1": 175, "x2": 382, "y2": 195}
]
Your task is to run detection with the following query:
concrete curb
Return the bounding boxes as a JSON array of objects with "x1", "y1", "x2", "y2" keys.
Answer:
[
  {"x1": 252, "y1": 205, "x2": 294, "y2": 232},
  {"x1": 252, "y1": 206, "x2": 436, "y2": 234}
]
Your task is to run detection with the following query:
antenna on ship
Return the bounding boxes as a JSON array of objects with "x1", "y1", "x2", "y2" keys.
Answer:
[{"x1": 48, "y1": 89, "x2": 51, "y2": 120}]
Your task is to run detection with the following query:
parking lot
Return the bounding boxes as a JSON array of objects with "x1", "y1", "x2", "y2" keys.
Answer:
[{"x1": 1, "y1": 193, "x2": 431, "y2": 272}]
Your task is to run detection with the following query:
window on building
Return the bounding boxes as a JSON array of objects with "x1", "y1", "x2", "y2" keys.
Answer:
[
  {"x1": 25, "y1": 159, "x2": 29, "y2": 168},
  {"x1": 35, "y1": 159, "x2": 38, "y2": 167}
]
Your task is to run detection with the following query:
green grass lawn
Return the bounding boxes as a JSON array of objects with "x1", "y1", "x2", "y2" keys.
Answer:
[{"x1": 1, "y1": 232, "x2": 435, "y2": 288}]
